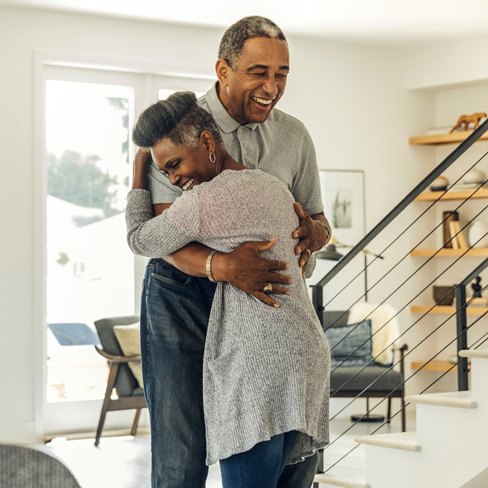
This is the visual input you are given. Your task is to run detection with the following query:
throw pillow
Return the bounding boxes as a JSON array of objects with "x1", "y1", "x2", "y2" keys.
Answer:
[
  {"x1": 113, "y1": 323, "x2": 143, "y2": 388},
  {"x1": 325, "y1": 319, "x2": 375, "y2": 368},
  {"x1": 347, "y1": 303, "x2": 401, "y2": 365}
]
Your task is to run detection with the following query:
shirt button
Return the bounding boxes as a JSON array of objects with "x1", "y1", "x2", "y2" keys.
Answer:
[
  {"x1": 239, "y1": 128, "x2": 243, "y2": 133},
  {"x1": 243, "y1": 150, "x2": 247, "y2": 155}
]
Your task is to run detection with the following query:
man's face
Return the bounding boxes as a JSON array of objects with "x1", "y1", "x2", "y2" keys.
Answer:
[{"x1": 217, "y1": 37, "x2": 289, "y2": 125}]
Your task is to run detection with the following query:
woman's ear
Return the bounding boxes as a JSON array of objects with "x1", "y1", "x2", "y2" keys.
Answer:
[{"x1": 200, "y1": 130, "x2": 216, "y2": 154}]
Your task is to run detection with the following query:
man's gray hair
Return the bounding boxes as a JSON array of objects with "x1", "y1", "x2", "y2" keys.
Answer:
[{"x1": 218, "y1": 16, "x2": 287, "y2": 71}]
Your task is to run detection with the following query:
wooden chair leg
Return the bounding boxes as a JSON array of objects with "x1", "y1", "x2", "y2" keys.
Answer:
[
  {"x1": 95, "y1": 362, "x2": 119, "y2": 447},
  {"x1": 387, "y1": 396, "x2": 392, "y2": 423},
  {"x1": 131, "y1": 409, "x2": 142, "y2": 436}
]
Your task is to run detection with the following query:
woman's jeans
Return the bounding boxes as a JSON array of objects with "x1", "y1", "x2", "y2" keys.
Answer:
[
  {"x1": 140, "y1": 258, "x2": 319, "y2": 488},
  {"x1": 220, "y1": 431, "x2": 298, "y2": 488}
]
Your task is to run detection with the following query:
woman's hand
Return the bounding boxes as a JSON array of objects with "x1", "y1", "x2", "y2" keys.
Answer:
[
  {"x1": 293, "y1": 203, "x2": 330, "y2": 277},
  {"x1": 212, "y1": 238, "x2": 293, "y2": 308},
  {"x1": 132, "y1": 148, "x2": 153, "y2": 190}
]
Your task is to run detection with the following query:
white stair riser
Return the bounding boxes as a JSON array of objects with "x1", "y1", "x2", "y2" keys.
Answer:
[
  {"x1": 416, "y1": 401, "x2": 488, "y2": 442},
  {"x1": 365, "y1": 442, "x2": 483, "y2": 488},
  {"x1": 365, "y1": 445, "x2": 420, "y2": 488},
  {"x1": 471, "y1": 358, "x2": 488, "y2": 403}
]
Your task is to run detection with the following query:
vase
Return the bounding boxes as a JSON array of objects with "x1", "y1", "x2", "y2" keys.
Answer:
[
  {"x1": 469, "y1": 221, "x2": 488, "y2": 248},
  {"x1": 462, "y1": 168, "x2": 486, "y2": 185},
  {"x1": 430, "y1": 175, "x2": 449, "y2": 192}
]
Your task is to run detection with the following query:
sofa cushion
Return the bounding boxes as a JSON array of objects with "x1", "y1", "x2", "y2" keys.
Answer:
[{"x1": 331, "y1": 366, "x2": 403, "y2": 392}]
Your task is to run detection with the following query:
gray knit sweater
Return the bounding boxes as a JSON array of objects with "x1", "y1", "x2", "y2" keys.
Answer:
[{"x1": 126, "y1": 169, "x2": 330, "y2": 465}]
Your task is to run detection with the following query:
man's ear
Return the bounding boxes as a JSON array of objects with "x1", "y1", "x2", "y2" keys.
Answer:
[{"x1": 215, "y1": 58, "x2": 230, "y2": 88}]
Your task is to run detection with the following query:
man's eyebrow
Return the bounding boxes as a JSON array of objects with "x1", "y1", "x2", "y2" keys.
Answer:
[{"x1": 246, "y1": 64, "x2": 290, "y2": 72}]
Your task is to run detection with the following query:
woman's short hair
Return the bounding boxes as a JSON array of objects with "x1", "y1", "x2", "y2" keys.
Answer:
[
  {"x1": 218, "y1": 16, "x2": 287, "y2": 71},
  {"x1": 132, "y1": 91, "x2": 223, "y2": 150}
]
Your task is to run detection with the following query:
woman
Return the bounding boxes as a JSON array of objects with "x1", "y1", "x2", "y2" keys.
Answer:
[{"x1": 126, "y1": 92, "x2": 330, "y2": 487}]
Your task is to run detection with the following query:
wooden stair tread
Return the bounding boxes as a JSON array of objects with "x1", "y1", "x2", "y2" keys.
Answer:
[
  {"x1": 460, "y1": 349, "x2": 488, "y2": 359},
  {"x1": 355, "y1": 431, "x2": 420, "y2": 452},
  {"x1": 313, "y1": 473, "x2": 370, "y2": 488},
  {"x1": 406, "y1": 391, "x2": 477, "y2": 409}
]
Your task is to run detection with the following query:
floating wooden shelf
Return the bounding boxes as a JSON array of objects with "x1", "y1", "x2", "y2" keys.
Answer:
[
  {"x1": 409, "y1": 130, "x2": 488, "y2": 146},
  {"x1": 410, "y1": 360, "x2": 470, "y2": 373},
  {"x1": 411, "y1": 305, "x2": 488, "y2": 315},
  {"x1": 415, "y1": 188, "x2": 488, "y2": 202},
  {"x1": 410, "y1": 248, "x2": 488, "y2": 257}
]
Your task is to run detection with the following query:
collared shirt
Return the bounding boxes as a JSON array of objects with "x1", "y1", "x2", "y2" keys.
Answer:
[{"x1": 147, "y1": 83, "x2": 324, "y2": 216}]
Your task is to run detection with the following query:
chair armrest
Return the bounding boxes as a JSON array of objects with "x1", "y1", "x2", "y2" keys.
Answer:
[
  {"x1": 94, "y1": 345, "x2": 141, "y2": 363},
  {"x1": 392, "y1": 344, "x2": 408, "y2": 376}
]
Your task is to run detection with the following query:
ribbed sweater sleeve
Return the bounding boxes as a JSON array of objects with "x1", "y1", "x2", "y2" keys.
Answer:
[{"x1": 125, "y1": 188, "x2": 199, "y2": 257}]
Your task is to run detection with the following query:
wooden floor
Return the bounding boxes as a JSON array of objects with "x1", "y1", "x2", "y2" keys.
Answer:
[{"x1": 38, "y1": 414, "x2": 415, "y2": 487}]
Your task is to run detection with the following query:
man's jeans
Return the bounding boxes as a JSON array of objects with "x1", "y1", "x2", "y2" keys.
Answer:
[{"x1": 141, "y1": 258, "x2": 319, "y2": 488}]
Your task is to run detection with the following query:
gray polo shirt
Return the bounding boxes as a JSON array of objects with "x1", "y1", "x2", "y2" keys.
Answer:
[{"x1": 147, "y1": 83, "x2": 323, "y2": 216}]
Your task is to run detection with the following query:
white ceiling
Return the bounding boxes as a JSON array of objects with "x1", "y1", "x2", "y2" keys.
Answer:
[{"x1": 4, "y1": 0, "x2": 488, "y2": 46}]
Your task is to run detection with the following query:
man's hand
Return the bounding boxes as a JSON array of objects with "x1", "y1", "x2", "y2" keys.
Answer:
[
  {"x1": 293, "y1": 203, "x2": 330, "y2": 277},
  {"x1": 212, "y1": 238, "x2": 292, "y2": 308}
]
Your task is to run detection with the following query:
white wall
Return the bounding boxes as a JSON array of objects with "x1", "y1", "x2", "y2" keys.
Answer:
[{"x1": 0, "y1": 4, "x2": 430, "y2": 441}]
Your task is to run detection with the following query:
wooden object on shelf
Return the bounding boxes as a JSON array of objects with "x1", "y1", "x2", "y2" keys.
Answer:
[
  {"x1": 409, "y1": 131, "x2": 488, "y2": 146},
  {"x1": 410, "y1": 360, "x2": 471, "y2": 373},
  {"x1": 450, "y1": 113, "x2": 487, "y2": 133},
  {"x1": 443, "y1": 211, "x2": 458, "y2": 248},
  {"x1": 410, "y1": 305, "x2": 488, "y2": 315},
  {"x1": 410, "y1": 248, "x2": 488, "y2": 257},
  {"x1": 449, "y1": 221, "x2": 460, "y2": 249},
  {"x1": 452, "y1": 221, "x2": 468, "y2": 249},
  {"x1": 415, "y1": 188, "x2": 488, "y2": 201}
]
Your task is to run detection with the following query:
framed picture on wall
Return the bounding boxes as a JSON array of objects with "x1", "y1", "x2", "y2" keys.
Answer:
[{"x1": 319, "y1": 170, "x2": 366, "y2": 247}]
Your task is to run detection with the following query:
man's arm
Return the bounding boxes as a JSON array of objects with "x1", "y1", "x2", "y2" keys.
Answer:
[{"x1": 129, "y1": 150, "x2": 292, "y2": 308}]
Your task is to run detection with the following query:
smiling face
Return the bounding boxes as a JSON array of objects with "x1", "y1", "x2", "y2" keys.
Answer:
[
  {"x1": 216, "y1": 37, "x2": 289, "y2": 125},
  {"x1": 151, "y1": 133, "x2": 217, "y2": 191}
]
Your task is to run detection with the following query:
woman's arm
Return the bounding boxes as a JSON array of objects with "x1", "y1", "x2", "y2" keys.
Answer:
[{"x1": 127, "y1": 150, "x2": 292, "y2": 307}]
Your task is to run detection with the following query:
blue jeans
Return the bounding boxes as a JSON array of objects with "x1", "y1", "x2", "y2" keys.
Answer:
[
  {"x1": 220, "y1": 431, "x2": 298, "y2": 488},
  {"x1": 140, "y1": 259, "x2": 319, "y2": 488}
]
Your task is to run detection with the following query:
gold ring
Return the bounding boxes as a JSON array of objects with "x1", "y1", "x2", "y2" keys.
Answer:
[
  {"x1": 304, "y1": 249, "x2": 311, "y2": 258},
  {"x1": 263, "y1": 283, "x2": 273, "y2": 295}
]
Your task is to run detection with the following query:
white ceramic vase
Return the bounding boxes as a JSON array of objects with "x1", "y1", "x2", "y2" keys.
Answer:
[
  {"x1": 469, "y1": 221, "x2": 488, "y2": 248},
  {"x1": 430, "y1": 175, "x2": 449, "y2": 191},
  {"x1": 463, "y1": 168, "x2": 486, "y2": 185}
]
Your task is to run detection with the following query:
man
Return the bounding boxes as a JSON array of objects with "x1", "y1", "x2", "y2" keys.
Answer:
[{"x1": 131, "y1": 16, "x2": 330, "y2": 488}]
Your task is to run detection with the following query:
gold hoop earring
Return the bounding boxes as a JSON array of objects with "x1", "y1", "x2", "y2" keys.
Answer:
[{"x1": 209, "y1": 153, "x2": 216, "y2": 164}]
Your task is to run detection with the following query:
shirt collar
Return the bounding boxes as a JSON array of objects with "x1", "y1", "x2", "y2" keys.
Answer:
[{"x1": 205, "y1": 82, "x2": 258, "y2": 133}]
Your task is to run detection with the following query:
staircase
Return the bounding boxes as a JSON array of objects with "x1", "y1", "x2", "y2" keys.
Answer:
[{"x1": 314, "y1": 348, "x2": 488, "y2": 488}]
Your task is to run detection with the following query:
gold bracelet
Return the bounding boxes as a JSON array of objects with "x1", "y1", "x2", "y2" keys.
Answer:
[
  {"x1": 206, "y1": 250, "x2": 218, "y2": 283},
  {"x1": 313, "y1": 220, "x2": 332, "y2": 253}
]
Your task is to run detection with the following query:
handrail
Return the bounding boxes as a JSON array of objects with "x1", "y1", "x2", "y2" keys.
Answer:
[{"x1": 312, "y1": 119, "x2": 488, "y2": 322}]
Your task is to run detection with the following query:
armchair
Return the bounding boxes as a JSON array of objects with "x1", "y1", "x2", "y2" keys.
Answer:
[{"x1": 93, "y1": 315, "x2": 146, "y2": 446}]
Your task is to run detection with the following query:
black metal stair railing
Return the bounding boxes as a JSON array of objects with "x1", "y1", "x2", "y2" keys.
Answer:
[
  {"x1": 316, "y1": 260, "x2": 488, "y2": 476},
  {"x1": 311, "y1": 119, "x2": 488, "y2": 477}
]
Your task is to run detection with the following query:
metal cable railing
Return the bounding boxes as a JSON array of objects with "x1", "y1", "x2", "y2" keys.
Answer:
[
  {"x1": 321, "y1": 285, "x2": 488, "y2": 474},
  {"x1": 330, "y1": 225, "x2": 488, "y2": 386},
  {"x1": 312, "y1": 119, "x2": 488, "y2": 476}
]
